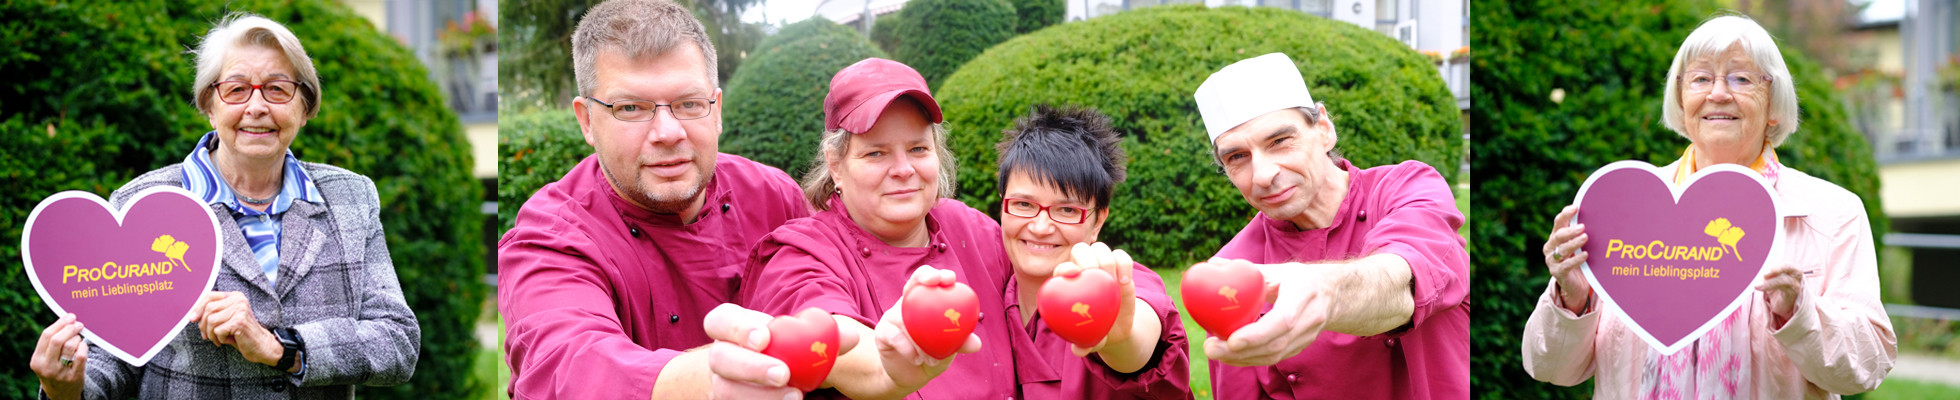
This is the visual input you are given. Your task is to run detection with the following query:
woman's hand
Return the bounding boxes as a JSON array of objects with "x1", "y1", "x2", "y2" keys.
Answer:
[
  {"x1": 190, "y1": 292, "x2": 288, "y2": 371},
  {"x1": 1543, "y1": 205, "x2": 1592, "y2": 313},
  {"x1": 871, "y1": 266, "x2": 981, "y2": 391},
  {"x1": 31, "y1": 313, "x2": 86, "y2": 400},
  {"x1": 1756, "y1": 264, "x2": 1804, "y2": 328},
  {"x1": 1053, "y1": 242, "x2": 1141, "y2": 356}
]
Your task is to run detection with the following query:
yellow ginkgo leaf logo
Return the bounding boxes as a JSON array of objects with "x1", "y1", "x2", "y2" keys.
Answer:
[
  {"x1": 1703, "y1": 218, "x2": 1745, "y2": 262},
  {"x1": 943, "y1": 308, "x2": 962, "y2": 332},
  {"x1": 150, "y1": 235, "x2": 192, "y2": 272},
  {"x1": 1219, "y1": 286, "x2": 1240, "y2": 310}
]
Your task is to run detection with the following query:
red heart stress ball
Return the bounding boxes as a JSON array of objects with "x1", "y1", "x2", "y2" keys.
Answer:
[
  {"x1": 900, "y1": 280, "x2": 981, "y2": 359},
  {"x1": 1180, "y1": 261, "x2": 1266, "y2": 340},
  {"x1": 762, "y1": 308, "x2": 841, "y2": 392},
  {"x1": 1036, "y1": 268, "x2": 1122, "y2": 348}
]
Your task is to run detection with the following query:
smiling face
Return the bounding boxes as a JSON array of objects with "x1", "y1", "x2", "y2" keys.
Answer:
[
  {"x1": 206, "y1": 45, "x2": 306, "y2": 162},
  {"x1": 1678, "y1": 42, "x2": 1772, "y2": 166},
  {"x1": 1212, "y1": 108, "x2": 1339, "y2": 227},
  {"x1": 574, "y1": 43, "x2": 723, "y2": 215},
  {"x1": 1000, "y1": 171, "x2": 1108, "y2": 279},
  {"x1": 831, "y1": 98, "x2": 941, "y2": 245}
]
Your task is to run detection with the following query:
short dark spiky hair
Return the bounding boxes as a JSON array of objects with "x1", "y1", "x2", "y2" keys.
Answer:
[{"x1": 995, "y1": 104, "x2": 1128, "y2": 210}]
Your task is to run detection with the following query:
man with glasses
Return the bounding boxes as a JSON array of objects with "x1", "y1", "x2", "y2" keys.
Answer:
[
  {"x1": 1189, "y1": 53, "x2": 1469, "y2": 399},
  {"x1": 498, "y1": 1, "x2": 828, "y2": 399}
]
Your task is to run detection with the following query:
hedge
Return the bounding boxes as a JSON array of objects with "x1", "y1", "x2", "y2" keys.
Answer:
[
  {"x1": 891, "y1": 0, "x2": 1018, "y2": 88},
  {"x1": 871, "y1": 11, "x2": 904, "y2": 56},
  {"x1": 1009, "y1": 0, "x2": 1064, "y2": 34},
  {"x1": 1470, "y1": 1, "x2": 1887, "y2": 398},
  {"x1": 937, "y1": 5, "x2": 1462, "y2": 271},
  {"x1": 721, "y1": 18, "x2": 890, "y2": 180},
  {"x1": 497, "y1": 110, "x2": 587, "y2": 234},
  {"x1": 0, "y1": 1, "x2": 486, "y2": 398},
  {"x1": 498, "y1": 0, "x2": 764, "y2": 112}
]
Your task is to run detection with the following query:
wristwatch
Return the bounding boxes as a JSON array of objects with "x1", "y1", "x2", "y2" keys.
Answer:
[{"x1": 273, "y1": 327, "x2": 304, "y2": 372}]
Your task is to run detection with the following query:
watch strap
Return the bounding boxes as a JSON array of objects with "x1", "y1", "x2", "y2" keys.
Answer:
[{"x1": 273, "y1": 327, "x2": 301, "y2": 371}]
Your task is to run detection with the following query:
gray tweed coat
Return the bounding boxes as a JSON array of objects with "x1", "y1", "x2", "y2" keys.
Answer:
[{"x1": 72, "y1": 161, "x2": 419, "y2": 399}]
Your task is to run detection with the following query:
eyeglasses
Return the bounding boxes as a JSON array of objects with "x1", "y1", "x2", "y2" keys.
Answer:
[
  {"x1": 584, "y1": 96, "x2": 717, "y2": 122},
  {"x1": 1682, "y1": 70, "x2": 1771, "y2": 93},
  {"x1": 1002, "y1": 197, "x2": 1092, "y2": 225},
  {"x1": 211, "y1": 80, "x2": 303, "y2": 104}
]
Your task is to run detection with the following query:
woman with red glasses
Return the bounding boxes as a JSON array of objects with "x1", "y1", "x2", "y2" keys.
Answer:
[{"x1": 993, "y1": 105, "x2": 1192, "y2": 399}]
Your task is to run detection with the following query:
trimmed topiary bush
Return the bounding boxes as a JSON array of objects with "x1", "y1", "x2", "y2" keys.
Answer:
[
  {"x1": 871, "y1": 11, "x2": 904, "y2": 56},
  {"x1": 892, "y1": 0, "x2": 1017, "y2": 87},
  {"x1": 937, "y1": 5, "x2": 1461, "y2": 271},
  {"x1": 496, "y1": 110, "x2": 586, "y2": 234},
  {"x1": 1009, "y1": 0, "x2": 1064, "y2": 34},
  {"x1": 721, "y1": 18, "x2": 890, "y2": 180},
  {"x1": 0, "y1": 1, "x2": 486, "y2": 397},
  {"x1": 1471, "y1": 1, "x2": 1887, "y2": 398}
]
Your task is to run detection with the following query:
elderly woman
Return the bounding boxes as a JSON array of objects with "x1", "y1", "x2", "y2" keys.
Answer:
[
  {"x1": 738, "y1": 58, "x2": 1017, "y2": 399},
  {"x1": 28, "y1": 13, "x2": 419, "y2": 399},
  {"x1": 994, "y1": 105, "x2": 1191, "y2": 398},
  {"x1": 1522, "y1": 15, "x2": 1895, "y2": 398}
]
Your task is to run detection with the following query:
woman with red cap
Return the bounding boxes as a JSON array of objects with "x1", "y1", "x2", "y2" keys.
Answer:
[{"x1": 739, "y1": 58, "x2": 1018, "y2": 399}]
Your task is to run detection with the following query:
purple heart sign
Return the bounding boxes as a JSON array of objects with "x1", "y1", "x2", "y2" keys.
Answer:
[
  {"x1": 22, "y1": 186, "x2": 222, "y2": 366},
  {"x1": 1573, "y1": 161, "x2": 1782, "y2": 355}
]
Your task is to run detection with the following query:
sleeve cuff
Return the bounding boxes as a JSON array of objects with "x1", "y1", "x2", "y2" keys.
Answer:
[
  {"x1": 1769, "y1": 284, "x2": 1819, "y2": 341},
  {"x1": 1374, "y1": 246, "x2": 1458, "y2": 338}
]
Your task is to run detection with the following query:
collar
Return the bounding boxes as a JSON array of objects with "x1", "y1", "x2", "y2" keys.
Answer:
[
  {"x1": 1672, "y1": 144, "x2": 1780, "y2": 185},
  {"x1": 180, "y1": 131, "x2": 321, "y2": 215},
  {"x1": 1670, "y1": 146, "x2": 1807, "y2": 218},
  {"x1": 821, "y1": 195, "x2": 950, "y2": 254}
]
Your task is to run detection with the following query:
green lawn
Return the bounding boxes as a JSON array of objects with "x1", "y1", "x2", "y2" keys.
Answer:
[
  {"x1": 475, "y1": 298, "x2": 509, "y2": 400},
  {"x1": 1157, "y1": 267, "x2": 1216, "y2": 399},
  {"x1": 1859, "y1": 378, "x2": 1960, "y2": 399}
]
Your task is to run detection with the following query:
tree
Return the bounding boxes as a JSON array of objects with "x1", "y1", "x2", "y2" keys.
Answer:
[
  {"x1": 891, "y1": 0, "x2": 1018, "y2": 88},
  {"x1": 499, "y1": 0, "x2": 765, "y2": 113},
  {"x1": 1010, "y1": 0, "x2": 1064, "y2": 33},
  {"x1": 721, "y1": 18, "x2": 891, "y2": 180}
]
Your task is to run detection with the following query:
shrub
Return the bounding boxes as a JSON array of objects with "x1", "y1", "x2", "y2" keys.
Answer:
[
  {"x1": 0, "y1": 1, "x2": 486, "y2": 398},
  {"x1": 1009, "y1": 0, "x2": 1064, "y2": 34},
  {"x1": 871, "y1": 11, "x2": 904, "y2": 55},
  {"x1": 891, "y1": 0, "x2": 1017, "y2": 87},
  {"x1": 498, "y1": 0, "x2": 765, "y2": 112},
  {"x1": 721, "y1": 18, "x2": 890, "y2": 180},
  {"x1": 496, "y1": 110, "x2": 587, "y2": 233},
  {"x1": 1470, "y1": 1, "x2": 1887, "y2": 398},
  {"x1": 937, "y1": 5, "x2": 1462, "y2": 271}
]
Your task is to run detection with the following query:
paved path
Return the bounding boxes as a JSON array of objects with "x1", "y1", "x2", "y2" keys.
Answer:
[{"x1": 1893, "y1": 353, "x2": 1960, "y2": 387}]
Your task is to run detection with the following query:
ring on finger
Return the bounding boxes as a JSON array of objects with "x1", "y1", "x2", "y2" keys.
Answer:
[
  {"x1": 1552, "y1": 251, "x2": 1565, "y2": 261},
  {"x1": 60, "y1": 356, "x2": 73, "y2": 366}
]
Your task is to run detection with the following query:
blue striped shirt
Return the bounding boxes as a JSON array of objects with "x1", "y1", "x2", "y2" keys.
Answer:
[{"x1": 181, "y1": 132, "x2": 321, "y2": 284}]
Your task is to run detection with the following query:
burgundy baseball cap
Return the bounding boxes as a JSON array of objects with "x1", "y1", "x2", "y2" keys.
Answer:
[{"x1": 823, "y1": 58, "x2": 944, "y2": 133}]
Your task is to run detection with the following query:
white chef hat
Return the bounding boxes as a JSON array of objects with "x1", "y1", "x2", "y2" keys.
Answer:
[{"x1": 1194, "y1": 53, "x2": 1314, "y2": 144}]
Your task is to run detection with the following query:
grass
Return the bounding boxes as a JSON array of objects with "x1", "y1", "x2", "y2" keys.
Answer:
[
  {"x1": 475, "y1": 297, "x2": 510, "y2": 400},
  {"x1": 1859, "y1": 378, "x2": 1960, "y2": 399},
  {"x1": 1156, "y1": 267, "x2": 1214, "y2": 399}
]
